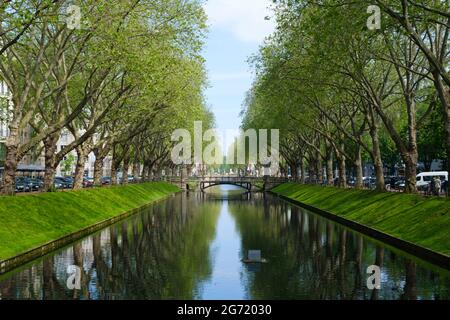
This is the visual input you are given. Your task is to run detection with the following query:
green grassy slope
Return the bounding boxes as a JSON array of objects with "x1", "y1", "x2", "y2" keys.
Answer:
[
  {"x1": 0, "y1": 182, "x2": 179, "y2": 260},
  {"x1": 272, "y1": 183, "x2": 450, "y2": 257}
]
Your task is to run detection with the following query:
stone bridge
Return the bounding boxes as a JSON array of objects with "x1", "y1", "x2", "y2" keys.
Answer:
[{"x1": 164, "y1": 176, "x2": 290, "y2": 192}]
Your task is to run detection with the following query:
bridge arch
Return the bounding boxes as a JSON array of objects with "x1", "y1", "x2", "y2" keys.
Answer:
[
  {"x1": 200, "y1": 181, "x2": 253, "y2": 192},
  {"x1": 165, "y1": 176, "x2": 289, "y2": 192}
]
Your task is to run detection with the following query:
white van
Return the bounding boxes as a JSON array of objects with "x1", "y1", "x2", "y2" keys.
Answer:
[{"x1": 416, "y1": 171, "x2": 448, "y2": 188}]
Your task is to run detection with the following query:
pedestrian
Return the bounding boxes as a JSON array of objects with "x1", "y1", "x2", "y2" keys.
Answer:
[
  {"x1": 433, "y1": 177, "x2": 441, "y2": 196},
  {"x1": 429, "y1": 179, "x2": 435, "y2": 196},
  {"x1": 442, "y1": 180, "x2": 448, "y2": 196}
]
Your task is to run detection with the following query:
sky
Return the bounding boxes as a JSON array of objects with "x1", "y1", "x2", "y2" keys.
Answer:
[{"x1": 203, "y1": 0, "x2": 275, "y2": 135}]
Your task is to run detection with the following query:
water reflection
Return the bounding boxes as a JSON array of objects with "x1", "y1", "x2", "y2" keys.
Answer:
[
  {"x1": 0, "y1": 189, "x2": 448, "y2": 300},
  {"x1": 0, "y1": 194, "x2": 221, "y2": 300},
  {"x1": 229, "y1": 200, "x2": 450, "y2": 299}
]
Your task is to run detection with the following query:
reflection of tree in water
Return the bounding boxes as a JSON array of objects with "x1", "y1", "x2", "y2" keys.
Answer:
[
  {"x1": 102, "y1": 197, "x2": 221, "y2": 299},
  {"x1": 0, "y1": 194, "x2": 221, "y2": 300},
  {"x1": 228, "y1": 199, "x2": 450, "y2": 300}
]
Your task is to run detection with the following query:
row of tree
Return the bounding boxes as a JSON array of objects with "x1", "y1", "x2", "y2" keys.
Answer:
[
  {"x1": 0, "y1": 0, "x2": 213, "y2": 194},
  {"x1": 242, "y1": 0, "x2": 449, "y2": 193}
]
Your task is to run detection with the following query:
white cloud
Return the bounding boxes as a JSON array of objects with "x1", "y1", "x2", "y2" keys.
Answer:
[{"x1": 205, "y1": 0, "x2": 275, "y2": 43}]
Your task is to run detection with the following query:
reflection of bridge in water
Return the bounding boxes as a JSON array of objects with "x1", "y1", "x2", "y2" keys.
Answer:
[{"x1": 164, "y1": 176, "x2": 290, "y2": 192}]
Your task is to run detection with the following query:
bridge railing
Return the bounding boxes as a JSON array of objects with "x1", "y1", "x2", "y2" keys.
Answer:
[{"x1": 161, "y1": 176, "x2": 291, "y2": 182}]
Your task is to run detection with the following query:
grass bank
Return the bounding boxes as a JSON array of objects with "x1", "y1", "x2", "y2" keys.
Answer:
[
  {"x1": 0, "y1": 182, "x2": 179, "y2": 260},
  {"x1": 272, "y1": 183, "x2": 450, "y2": 257}
]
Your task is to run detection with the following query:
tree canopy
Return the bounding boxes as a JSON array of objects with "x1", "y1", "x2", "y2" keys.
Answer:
[{"x1": 242, "y1": 0, "x2": 449, "y2": 193}]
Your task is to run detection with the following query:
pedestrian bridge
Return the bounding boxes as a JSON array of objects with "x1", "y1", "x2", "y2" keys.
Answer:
[
  {"x1": 163, "y1": 176, "x2": 290, "y2": 192},
  {"x1": 200, "y1": 177, "x2": 257, "y2": 192}
]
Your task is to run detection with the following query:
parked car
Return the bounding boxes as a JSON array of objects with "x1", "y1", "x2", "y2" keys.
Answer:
[
  {"x1": 15, "y1": 177, "x2": 30, "y2": 192},
  {"x1": 347, "y1": 177, "x2": 356, "y2": 187},
  {"x1": 416, "y1": 171, "x2": 448, "y2": 189},
  {"x1": 83, "y1": 177, "x2": 94, "y2": 188},
  {"x1": 386, "y1": 176, "x2": 402, "y2": 190},
  {"x1": 362, "y1": 177, "x2": 377, "y2": 189},
  {"x1": 62, "y1": 177, "x2": 74, "y2": 189},
  {"x1": 54, "y1": 177, "x2": 68, "y2": 189},
  {"x1": 118, "y1": 174, "x2": 135, "y2": 184},
  {"x1": 26, "y1": 178, "x2": 42, "y2": 191},
  {"x1": 394, "y1": 179, "x2": 406, "y2": 190},
  {"x1": 53, "y1": 180, "x2": 64, "y2": 189},
  {"x1": 101, "y1": 176, "x2": 111, "y2": 185},
  {"x1": 333, "y1": 177, "x2": 339, "y2": 186}
]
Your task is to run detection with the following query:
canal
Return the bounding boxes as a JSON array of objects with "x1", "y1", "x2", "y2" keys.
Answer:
[{"x1": 0, "y1": 186, "x2": 448, "y2": 300}]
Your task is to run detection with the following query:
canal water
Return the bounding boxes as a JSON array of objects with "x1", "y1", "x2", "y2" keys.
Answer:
[{"x1": 0, "y1": 186, "x2": 449, "y2": 300}]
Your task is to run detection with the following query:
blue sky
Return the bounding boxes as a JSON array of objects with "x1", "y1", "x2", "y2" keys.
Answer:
[{"x1": 203, "y1": 0, "x2": 275, "y2": 133}]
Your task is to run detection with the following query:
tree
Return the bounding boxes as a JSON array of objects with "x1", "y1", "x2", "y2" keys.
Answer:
[
  {"x1": 243, "y1": 0, "x2": 448, "y2": 194},
  {"x1": 61, "y1": 153, "x2": 75, "y2": 176},
  {"x1": 0, "y1": 0, "x2": 212, "y2": 194}
]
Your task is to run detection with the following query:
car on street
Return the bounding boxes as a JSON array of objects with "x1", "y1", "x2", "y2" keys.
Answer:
[
  {"x1": 363, "y1": 177, "x2": 377, "y2": 189},
  {"x1": 394, "y1": 179, "x2": 406, "y2": 190},
  {"x1": 54, "y1": 177, "x2": 70, "y2": 189},
  {"x1": 119, "y1": 174, "x2": 135, "y2": 184},
  {"x1": 83, "y1": 177, "x2": 94, "y2": 188},
  {"x1": 416, "y1": 171, "x2": 448, "y2": 190},
  {"x1": 26, "y1": 178, "x2": 42, "y2": 191},
  {"x1": 347, "y1": 177, "x2": 356, "y2": 187},
  {"x1": 62, "y1": 177, "x2": 74, "y2": 189},
  {"x1": 101, "y1": 176, "x2": 111, "y2": 185},
  {"x1": 386, "y1": 176, "x2": 402, "y2": 190},
  {"x1": 15, "y1": 177, "x2": 30, "y2": 192}
]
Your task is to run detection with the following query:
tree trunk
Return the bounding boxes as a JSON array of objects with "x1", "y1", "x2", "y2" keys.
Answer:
[
  {"x1": 309, "y1": 153, "x2": 318, "y2": 184},
  {"x1": 111, "y1": 163, "x2": 118, "y2": 185},
  {"x1": 308, "y1": 162, "x2": 315, "y2": 184},
  {"x1": 335, "y1": 141, "x2": 347, "y2": 188},
  {"x1": 110, "y1": 146, "x2": 119, "y2": 185},
  {"x1": 300, "y1": 157, "x2": 306, "y2": 184},
  {"x1": 355, "y1": 145, "x2": 364, "y2": 189},
  {"x1": 337, "y1": 154, "x2": 347, "y2": 188},
  {"x1": 373, "y1": 154, "x2": 385, "y2": 191},
  {"x1": 122, "y1": 155, "x2": 130, "y2": 185},
  {"x1": 378, "y1": 93, "x2": 419, "y2": 194},
  {"x1": 404, "y1": 153, "x2": 418, "y2": 194},
  {"x1": 142, "y1": 161, "x2": 150, "y2": 182},
  {"x1": 93, "y1": 156, "x2": 104, "y2": 186},
  {"x1": 370, "y1": 125, "x2": 386, "y2": 191},
  {"x1": 43, "y1": 162, "x2": 56, "y2": 192},
  {"x1": 444, "y1": 103, "x2": 450, "y2": 190},
  {"x1": 133, "y1": 162, "x2": 140, "y2": 183},
  {"x1": 1, "y1": 133, "x2": 19, "y2": 195},
  {"x1": 146, "y1": 164, "x2": 154, "y2": 181},
  {"x1": 326, "y1": 147, "x2": 334, "y2": 186},
  {"x1": 43, "y1": 134, "x2": 59, "y2": 192},
  {"x1": 404, "y1": 94, "x2": 419, "y2": 194},
  {"x1": 433, "y1": 70, "x2": 450, "y2": 196},
  {"x1": 73, "y1": 146, "x2": 86, "y2": 190},
  {"x1": 288, "y1": 161, "x2": 297, "y2": 181},
  {"x1": 316, "y1": 150, "x2": 323, "y2": 185}
]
